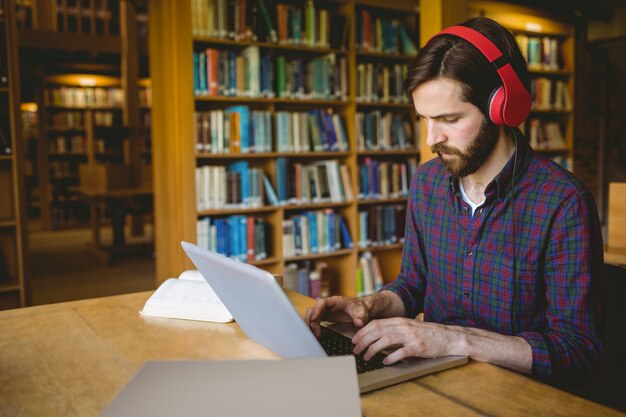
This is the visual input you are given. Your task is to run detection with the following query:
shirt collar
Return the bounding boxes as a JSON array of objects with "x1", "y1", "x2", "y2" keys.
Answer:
[{"x1": 447, "y1": 129, "x2": 532, "y2": 203}]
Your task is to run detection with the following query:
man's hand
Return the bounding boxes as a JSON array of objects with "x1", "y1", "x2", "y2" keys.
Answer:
[
  {"x1": 304, "y1": 296, "x2": 370, "y2": 337},
  {"x1": 351, "y1": 317, "x2": 533, "y2": 374},
  {"x1": 352, "y1": 317, "x2": 464, "y2": 365},
  {"x1": 304, "y1": 290, "x2": 406, "y2": 337}
]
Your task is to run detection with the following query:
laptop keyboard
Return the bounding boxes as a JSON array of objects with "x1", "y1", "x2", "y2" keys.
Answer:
[{"x1": 320, "y1": 327, "x2": 387, "y2": 374}]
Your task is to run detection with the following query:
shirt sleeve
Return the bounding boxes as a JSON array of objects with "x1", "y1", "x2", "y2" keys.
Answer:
[
  {"x1": 517, "y1": 191, "x2": 604, "y2": 382},
  {"x1": 382, "y1": 174, "x2": 428, "y2": 318}
]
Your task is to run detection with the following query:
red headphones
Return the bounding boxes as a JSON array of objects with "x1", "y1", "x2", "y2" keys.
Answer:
[{"x1": 433, "y1": 25, "x2": 531, "y2": 127}]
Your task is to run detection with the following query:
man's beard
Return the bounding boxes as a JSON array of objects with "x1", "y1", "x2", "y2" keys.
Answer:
[{"x1": 431, "y1": 118, "x2": 500, "y2": 178}]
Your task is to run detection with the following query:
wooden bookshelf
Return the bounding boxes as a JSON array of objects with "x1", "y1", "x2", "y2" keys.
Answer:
[
  {"x1": 0, "y1": 0, "x2": 27, "y2": 310},
  {"x1": 37, "y1": 75, "x2": 126, "y2": 230},
  {"x1": 149, "y1": 0, "x2": 452, "y2": 297}
]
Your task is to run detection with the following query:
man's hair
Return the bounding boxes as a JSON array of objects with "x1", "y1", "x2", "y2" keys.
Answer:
[{"x1": 403, "y1": 17, "x2": 529, "y2": 117}]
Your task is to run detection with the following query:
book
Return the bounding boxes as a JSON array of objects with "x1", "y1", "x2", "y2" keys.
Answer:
[{"x1": 140, "y1": 270, "x2": 233, "y2": 323}]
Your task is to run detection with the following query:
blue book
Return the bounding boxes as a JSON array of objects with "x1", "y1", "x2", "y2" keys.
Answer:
[
  {"x1": 262, "y1": 174, "x2": 279, "y2": 206},
  {"x1": 293, "y1": 216, "x2": 302, "y2": 255},
  {"x1": 339, "y1": 217, "x2": 353, "y2": 249},
  {"x1": 360, "y1": 165, "x2": 369, "y2": 198},
  {"x1": 193, "y1": 52, "x2": 200, "y2": 95},
  {"x1": 248, "y1": 112, "x2": 252, "y2": 153},
  {"x1": 292, "y1": 7, "x2": 302, "y2": 45},
  {"x1": 228, "y1": 216, "x2": 237, "y2": 259},
  {"x1": 307, "y1": 211, "x2": 318, "y2": 254},
  {"x1": 215, "y1": 219, "x2": 228, "y2": 255},
  {"x1": 324, "y1": 111, "x2": 338, "y2": 151},
  {"x1": 229, "y1": 51, "x2": 237, "y2": 95},
  {"x1": 327, "y1": 212, "x2": 338, "y2": 250},
  {"x1": 276, "y1": 158, "x2": 288, "y2": 203},
  {"x1": 239, "y1": 215, "x2": 248, "y2": 262},
  {"x1": 297, "y1": 265, "x2": 310, "y2": 296},
  {"x1": 264, "y1": 112, "x2": 272, "y2": 152},
  {"x1": 199, "y1": 52, "x2": 207, "y2": 95}
]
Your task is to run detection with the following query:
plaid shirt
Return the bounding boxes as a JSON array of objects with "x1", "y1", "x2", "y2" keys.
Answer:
[{"x1": 384, "y1": 135, "x2": 604, "y2": 381}]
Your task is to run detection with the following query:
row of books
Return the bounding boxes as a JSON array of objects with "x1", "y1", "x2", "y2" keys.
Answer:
[
  {"x1": 50, "y1": 205, "x2": 89, "y2": 228},
  {"x1": 195, "y1": 162, "x2": 268, "y2": 210},
  {"x1": 48, "y1": 111, "x2": 85, "y2": 129},
  {"x1": 275, "y1": 2, "x2": 330, "y2": 47},
  {"x1": 526, "y1": 119, "x2": 566, "y2": 150},
  {"x1": 191, "y1": 0, "x2": 349, "y2": 50},
  {"x1": 357, "y1": 252, "x2": 384, "y2": 296},
  {"x1": 193, "y1": 107, "x2": 348, "y2": 154},
  {"x1": 194, "y1": 47, "x2": 263, "y2": 97},
  {"x1": 47, "y1": 110, "x2": 121, "y2": 129},
  {"x1": 275, "y1": 158, "x2": 353, "y2": 205},
  {"x1": 48, "y1": 160, "x2": 79, "y2": 179},
  {"x1": 196, "y1": 215, "x2": 270, "y2": 263},
  {"x1": 356, "y1": 11, "x2": 417, "y2": 55},
  {"x1": 358, "y1": 204, "x2": 406, "y2": 249},
  {"x1": 275, "y1": 109, "x2": 348, "y2": 152},
  {"x1": 356, "y1": 111, "x2": 418, "y2": 151},
  {"x1": 516, "y1": 35, "x2": 563, "y2": 71},
  {"x1": 48, "y1": 135, "x2": 87, "y2": 155},
  {"x1": 282, "y1": 209, "x2": 353, "y2": 257},
  {"x1": 284, "y1": 261, "x2": 331, "y2": 299},
  {"x1": 358, "y1": 158, "x2": 417, "y2": 200},
  {"x1": 45, "y1": 87, "x2": 124, "y2": 108},
  {"x1": 193, "y1": 47, "x2": 347, "y2": 100},
  {"x1": 530, "y1": 78, "x2": 572, "y2": 111},
  {"x1": 276, "y1": 54, "x2": 347, "y2": 100},
  {"x1": 355, "y1": 63, "x2": 408, "y2": 103},
  {"x1": 194, "y1": 107, "x2": 273, "y2": 153}
]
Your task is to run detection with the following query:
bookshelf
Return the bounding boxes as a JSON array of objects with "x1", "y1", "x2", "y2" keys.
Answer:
[
  {"x1": 150, "y1": 0, "x2": 429, "y2": 297},
  {"x1": 38, "y1": 74, "x2": 126, "y2": 230},
  {"x1": 0, "y1": 0, "x2": 27, "y2": 309},
  {"x1": 468, "y1": 1, "x2": 576, "y2": 170}
]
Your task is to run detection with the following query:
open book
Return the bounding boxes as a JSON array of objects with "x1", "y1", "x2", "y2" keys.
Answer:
[{"x1": 140, "y1": 270, "x2": 233, "y2": 323}]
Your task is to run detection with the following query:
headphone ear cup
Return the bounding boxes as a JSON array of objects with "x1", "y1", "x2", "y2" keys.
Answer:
[{"x1": 488, "y1": 86, "x2": 506, "y2": 126}]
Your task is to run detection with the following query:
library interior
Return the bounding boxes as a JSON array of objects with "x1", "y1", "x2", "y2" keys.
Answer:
[{"x1": 1, "y1": 0, "x2": 626, "y2": 415}]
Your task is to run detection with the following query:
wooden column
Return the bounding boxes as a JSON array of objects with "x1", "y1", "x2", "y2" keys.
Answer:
[
  {"x1": 120, "y1": 0, "x2": 144, "y2": 237},
  {"x1": 418, "y1": 0, "x2": 468, "y2": 163},
  {"x1": 149, "y1": 0, "x2": 196, "y2": 283}
]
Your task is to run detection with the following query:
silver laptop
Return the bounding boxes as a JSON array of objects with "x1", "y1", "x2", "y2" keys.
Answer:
[{"x1": 181, "y1": 241, "x2": 468, "y2": 393}]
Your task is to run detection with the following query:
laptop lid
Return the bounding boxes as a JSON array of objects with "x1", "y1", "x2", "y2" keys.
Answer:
[
  {"x1": 102, "y1": 357, "x2": 361, "y2": 417},
  {"x1": 181, "y1": 241, "x2": 326, "y2": 358}
]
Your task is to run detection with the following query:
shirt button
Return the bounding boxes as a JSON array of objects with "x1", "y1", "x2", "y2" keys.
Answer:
[
  {"x1": 466, "y1": 249, "x2": 473, "y2": 256},
  {"x1": 464, "y1": 292, "x2": 470, "y2": 298},
  {"x1": 462, "y1": 207, "x2": 469, "y2": 213},
  {"x1": 478, "y1": 208, "x2": 483, "y2": 214}
]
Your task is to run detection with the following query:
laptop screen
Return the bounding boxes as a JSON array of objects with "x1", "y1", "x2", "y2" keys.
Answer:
[{"x1": 182, "y1": 241, "x2": 327, "y2": 358}]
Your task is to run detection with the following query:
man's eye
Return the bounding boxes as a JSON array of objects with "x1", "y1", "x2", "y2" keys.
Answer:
[{"x1": 441, "y1": 118, "x2": 458, "y2": 123}]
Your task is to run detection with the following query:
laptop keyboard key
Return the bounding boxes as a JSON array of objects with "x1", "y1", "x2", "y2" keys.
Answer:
[{"x1": 319, "y1": 327, "x2": 387, "y2": 374}]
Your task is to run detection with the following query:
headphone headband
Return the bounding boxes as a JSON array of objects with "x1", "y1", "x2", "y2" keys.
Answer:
[{"x1": 429, "y1": 25, "x2": 531, "y2": 127}]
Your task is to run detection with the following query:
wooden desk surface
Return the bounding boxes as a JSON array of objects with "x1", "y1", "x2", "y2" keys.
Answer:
[{"x1": 1, "y1": 291, "x2": 623, "y2": 417}]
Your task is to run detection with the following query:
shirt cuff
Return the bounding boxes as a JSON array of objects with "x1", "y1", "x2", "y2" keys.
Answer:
[
  {"x1": 518, "y1": 331, "x2": 553, "y2": 380},
  {"x1": 381, "y1": 280, "x2": 420, "y2": 318}
]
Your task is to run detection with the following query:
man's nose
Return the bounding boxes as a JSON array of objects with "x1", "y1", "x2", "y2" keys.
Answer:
[{"x1": 425, "y1": 121, "x2": 445, "y2": 148}]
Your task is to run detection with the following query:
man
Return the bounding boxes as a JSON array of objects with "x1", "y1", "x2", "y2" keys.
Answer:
[{"x1": 305, "y1": 17, "x2": 604, "y2": 382}]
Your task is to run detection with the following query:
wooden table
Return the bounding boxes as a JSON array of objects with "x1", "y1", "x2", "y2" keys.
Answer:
[
  {"x1": 78, "y1": 187, "x2": 153, "y2": 264},
  {"x1": 0, "y1": 291, "x2": 623, "y2": 417}
]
